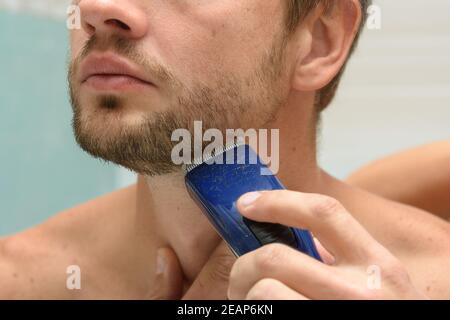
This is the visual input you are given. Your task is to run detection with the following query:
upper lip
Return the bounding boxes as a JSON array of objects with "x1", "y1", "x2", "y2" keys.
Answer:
[{"x1": 79, "y1": 52, "x2": 154, "y2": 86}]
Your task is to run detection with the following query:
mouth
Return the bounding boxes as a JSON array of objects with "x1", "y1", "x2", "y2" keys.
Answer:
[{"x1": 79, "y1": 52, "x2": 155, "y2": 92}]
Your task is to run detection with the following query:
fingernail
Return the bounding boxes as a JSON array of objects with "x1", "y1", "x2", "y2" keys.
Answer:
[
  {"x1": 156, "y1": 251, "x2": 166, "y2": 275},
  {"x1": 239, "y1": 192, "x2": 262, "y2": 208}
]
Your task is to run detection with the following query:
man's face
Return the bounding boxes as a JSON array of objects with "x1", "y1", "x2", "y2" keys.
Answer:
[{"x1": 69, "y1": 0, "x2": 294, "y2": 175}]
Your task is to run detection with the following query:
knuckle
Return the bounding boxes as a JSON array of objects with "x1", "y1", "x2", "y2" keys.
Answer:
[
  {"x1": 208, "y1": 253, "x2": 235, "y2": 283},
  {"x1": 246, "y1": 279, "x2": 276, "y2": 300},
  {"x1": 255, "y1": 244, "x2": 285, "y2": 271},
  {"x1": 363, "y1": 255, "x2": 413, "y2": 298},
  {"x1": 381, "y1": 257, "x2": 411, "y2": 286},
  {"x1": 310, "y1": 195, "x2": 344, "y2": 220}
]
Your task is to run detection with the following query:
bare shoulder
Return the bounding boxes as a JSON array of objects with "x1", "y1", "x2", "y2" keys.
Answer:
[{"x1": 0, "y1": 183, "x2": 137, "y2": 299}]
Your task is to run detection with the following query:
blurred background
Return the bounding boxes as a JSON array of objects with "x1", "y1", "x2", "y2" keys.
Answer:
[{"x1": 0, "y1": 0, "x2": 449, "y2": 236}]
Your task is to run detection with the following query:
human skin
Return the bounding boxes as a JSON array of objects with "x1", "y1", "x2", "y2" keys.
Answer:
[
  {"x1": 227, "y1": 190, "x2": 427, "y2": 300},
  {"x1": 1, "y1": 0, "x2": 449, "y2": 299},
  {"x1": 347, "y1": 140, "x2": 450, "y2": 222}
]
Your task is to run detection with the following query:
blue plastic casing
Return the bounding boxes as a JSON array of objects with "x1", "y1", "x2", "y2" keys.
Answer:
[{"x1": 184, "y1": 144, "x2": 321, "y2": 259}]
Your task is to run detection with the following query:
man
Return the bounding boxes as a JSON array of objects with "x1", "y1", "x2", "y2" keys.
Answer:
[{"x1": 1, "y1": 0, "x2": 449, "y2": 299}]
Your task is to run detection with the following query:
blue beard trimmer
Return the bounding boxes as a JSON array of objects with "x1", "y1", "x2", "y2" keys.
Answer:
[{"x1": 183, "y1": 143, "x2": 322, "y2": 260}]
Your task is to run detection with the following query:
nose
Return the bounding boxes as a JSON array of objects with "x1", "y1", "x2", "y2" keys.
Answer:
[{"x1": 79, "y1": 0, "x2": 148, "y2": 39}]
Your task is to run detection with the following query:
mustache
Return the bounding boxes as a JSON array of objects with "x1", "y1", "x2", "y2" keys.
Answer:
[
  {"x1": 79, "y1": 34, "x2": 140, "y2": 61},
  {"x1": 71, "y1": 34, "x2": 175, "y2": 84}
]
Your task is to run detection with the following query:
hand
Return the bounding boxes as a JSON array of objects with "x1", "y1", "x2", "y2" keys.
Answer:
[
  {"x1": 147, "y1": 241, "x2": 235, "y2": 300},
  {"x1": 228, "y1": 190, "x2": 427, "y2": 300}
]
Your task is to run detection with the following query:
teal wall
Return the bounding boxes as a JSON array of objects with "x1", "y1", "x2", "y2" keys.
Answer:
[{"x1": 0, "y1": 11, "x2": 119, "y2": 236}]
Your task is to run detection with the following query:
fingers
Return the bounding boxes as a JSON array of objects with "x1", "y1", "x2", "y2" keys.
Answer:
[
  {"x1": 182, "y1": 242, "x2": 236, "y2": 300},
  {"x1": 237, "y1": 190, "x2": 378, "y2": 262},
  {"x1": 229, "y1": 243, "x2": 355, "y2": 300},
  {"x1": 146, "y1": 248, "x2": 184, "y2": 300},
  {"x1": 313, "y1": 237, "x2": 336, "y2": 265},
  {"x1": 244, "y1": 279, "x2": 308, "y2": 300}
]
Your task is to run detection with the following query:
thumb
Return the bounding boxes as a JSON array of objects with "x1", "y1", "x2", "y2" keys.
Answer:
[
  {"x1": 146, "y1": 248, "x2": 184, "y2": 300},
  {"x1": 183, "y1": 242, "x2": 236, "y2": 300}
]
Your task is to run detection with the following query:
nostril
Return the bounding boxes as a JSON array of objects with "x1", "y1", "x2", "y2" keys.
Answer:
[
  {"x1": 86, "y1": 23, "x2": 96, "y2": 34},
  {"x1": 105, "y1": 19, "x2": 131, "y2": 31}
]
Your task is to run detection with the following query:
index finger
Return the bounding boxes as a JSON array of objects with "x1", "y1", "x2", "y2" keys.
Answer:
[{"x1": 237, "y1": 190, "x2": 380, "y2": 262}]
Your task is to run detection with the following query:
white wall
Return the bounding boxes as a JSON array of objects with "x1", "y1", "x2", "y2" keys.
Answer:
[{"x1": 319, "y1": 0, "x2": 450, "y2": 178}]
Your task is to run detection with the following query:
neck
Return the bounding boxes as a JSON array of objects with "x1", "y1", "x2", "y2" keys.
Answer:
[
  {"x1": 137, "y1": 172, "x2": 222, "y2": 282},
  {"x1": 134, "y1": 91, "x2": 333, "y2": 283},
  {"x1": 268, "y1": 91, "x2": 325, "y2": 193}
]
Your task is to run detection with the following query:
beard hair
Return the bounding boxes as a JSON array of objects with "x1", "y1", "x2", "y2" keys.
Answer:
[{"x1": 68, "y1": 33, "x2": 288, "y2": 176}]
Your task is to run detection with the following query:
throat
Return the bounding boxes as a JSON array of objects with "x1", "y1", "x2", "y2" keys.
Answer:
[{"x1": 136, "y1": 173, "x2": 222, "y2": 283}]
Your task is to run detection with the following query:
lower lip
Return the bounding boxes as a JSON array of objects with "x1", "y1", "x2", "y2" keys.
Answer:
[{"x1": 83, "y1": 75, "x2": 154, "y2": 91}]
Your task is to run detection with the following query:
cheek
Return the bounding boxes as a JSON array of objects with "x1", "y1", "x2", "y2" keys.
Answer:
[{"x1": 147, "y1": 1, "x2": 286, "y2": 85}]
